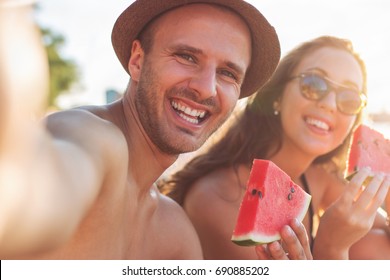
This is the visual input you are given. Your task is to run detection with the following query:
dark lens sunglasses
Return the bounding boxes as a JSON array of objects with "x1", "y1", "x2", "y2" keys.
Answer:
[{"x1": 290, "y1": 73, "x2": 367, "y2": 115}]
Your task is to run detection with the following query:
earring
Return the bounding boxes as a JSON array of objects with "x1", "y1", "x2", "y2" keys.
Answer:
[{"x1": 273, "y1": 101, "x2": 280, "y2": 116}]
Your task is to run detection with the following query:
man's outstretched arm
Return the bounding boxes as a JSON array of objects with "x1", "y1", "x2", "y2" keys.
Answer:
[{"x1": 0, "y1": 2, "x2": 107, "y2": 258}]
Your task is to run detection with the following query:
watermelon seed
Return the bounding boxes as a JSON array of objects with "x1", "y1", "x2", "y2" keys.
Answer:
[
  {"x1": 288, "y1": 193, "x2": 292, "y2": 200},
  {"x1": 258, "y1": 191, "x2": 263, "y2": 199},
  {"x1": 291, "y1": 187, "x2": 295, "y2": 193},
  {"x1": 251, "y1": 189, "x2": 257, "y2": 195}
]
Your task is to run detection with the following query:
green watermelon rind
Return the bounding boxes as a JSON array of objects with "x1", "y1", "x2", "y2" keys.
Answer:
[
  {"x1": 345, "y1": 171, "x2": 357, "y2": 181},
  {"x1": 231, "y1": 190, "x2": 311, "y2": 246},
  {"x1": 231, "y1": 235, "x2": 280, "y2": 246}
]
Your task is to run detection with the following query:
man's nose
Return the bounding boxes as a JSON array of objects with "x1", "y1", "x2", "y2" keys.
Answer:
[{"x1": 188, "y1": 66, "x2": 217, "y2": 100}]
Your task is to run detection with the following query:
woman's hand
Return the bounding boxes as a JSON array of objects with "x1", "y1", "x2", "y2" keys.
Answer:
[
  {"x1": 313, "y1": 167, "x2": 390, "y2": 259},
  {"x1": 255, "y1": 218, "x2": 313, "y2": 260}
]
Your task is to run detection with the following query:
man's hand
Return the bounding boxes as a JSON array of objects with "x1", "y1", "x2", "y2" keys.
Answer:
[
  {"x1": 0, "y1": 1, "x2": 52, "y2": 257},
  {"x1": 0, "y1": 1, "x2": 49, "y2": 162}
]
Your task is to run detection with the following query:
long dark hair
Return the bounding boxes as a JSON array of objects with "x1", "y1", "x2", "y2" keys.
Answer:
[{"x1": 160, "y1": 36, "x2": 367, "y2": 205}]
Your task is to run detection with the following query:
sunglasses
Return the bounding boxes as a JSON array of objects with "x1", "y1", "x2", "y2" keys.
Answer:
[{"x1": 290, "y1": 73, "x2": 367, "y2": 115}]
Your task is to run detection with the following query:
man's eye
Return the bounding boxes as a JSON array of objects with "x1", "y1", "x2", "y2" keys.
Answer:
[
  {"x1": 219, "y1": 69, "x2": 238, "y2": 82},
  {"x1": 177, "y1": 53, "x2": 195, "y2": 63}
]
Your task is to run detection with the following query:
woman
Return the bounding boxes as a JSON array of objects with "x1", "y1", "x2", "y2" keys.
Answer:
[{"x1": 160, "y1": 36, "x2": 390, "y2": 259}]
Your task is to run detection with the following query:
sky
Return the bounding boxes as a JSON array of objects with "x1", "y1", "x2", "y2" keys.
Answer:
[{"x1": 34, "y1": 0, "x2": 390, "y2": 115}]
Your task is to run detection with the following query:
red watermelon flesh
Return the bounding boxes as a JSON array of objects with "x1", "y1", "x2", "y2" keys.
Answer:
[
  {"x1": 231, "y1": 159, "x2": 311, "y2": 246},
  {"x1": 347, "y1": 124, "x2": 390, "y2": 178}
]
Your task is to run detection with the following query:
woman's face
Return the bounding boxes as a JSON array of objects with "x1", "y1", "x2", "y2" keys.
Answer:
[{"x1": 278, "y1": 47, "x2": 364, "y2": 159}]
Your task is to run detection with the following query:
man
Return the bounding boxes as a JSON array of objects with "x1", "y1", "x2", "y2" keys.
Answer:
[{"x1": 0, "y1": 0, "x2": 289, "y2": 259}]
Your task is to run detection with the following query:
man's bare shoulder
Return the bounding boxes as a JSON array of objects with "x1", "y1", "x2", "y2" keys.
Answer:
[
  {"x1": 45, "y1": 108, "x2": 127, "y2": 153},
  {"x1": 155, "y1": 190, "x2": 203, "y2": 259},
  {"x1": 46, "y1": 107, "x2": 118, "y2": 135}
]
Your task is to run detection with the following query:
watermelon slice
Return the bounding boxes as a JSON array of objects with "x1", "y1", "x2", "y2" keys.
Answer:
[
  {"x1": 231, "y1": 159, "x2": 311, "y2": 246},
  {"x1": 346, "y1": 124, "x2": 390, "y2": 181}
]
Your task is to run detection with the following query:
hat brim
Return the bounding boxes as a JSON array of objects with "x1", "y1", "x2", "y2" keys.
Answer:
[{"x1": 111, "y1": 0, "x2": 280, "y2": 98}]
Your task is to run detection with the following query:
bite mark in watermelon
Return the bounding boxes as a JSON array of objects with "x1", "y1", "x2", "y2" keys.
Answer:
[
  {"x1": 231, "y1": 159, "x2": 311, "y2": 246},
  {"x1": 346, "y1": 124, "x2": 390, "y2": 182}
]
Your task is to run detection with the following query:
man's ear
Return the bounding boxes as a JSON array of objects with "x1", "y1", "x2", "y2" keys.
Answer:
[{"x1": 128, "y1": 40, "x2": 144, "y2": 82}]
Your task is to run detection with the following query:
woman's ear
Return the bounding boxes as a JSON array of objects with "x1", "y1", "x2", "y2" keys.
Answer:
[{"x1": 128, "y1": 40, "x2": 144, "y2": 82}]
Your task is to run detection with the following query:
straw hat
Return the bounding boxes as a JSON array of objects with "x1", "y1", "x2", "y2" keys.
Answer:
[{"x1": 112, "y1": 0, "x2": 280, "y2": 98}]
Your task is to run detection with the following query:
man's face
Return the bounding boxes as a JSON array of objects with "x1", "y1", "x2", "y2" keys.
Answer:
[{"x1": 134, "y1": 4, "x2": 252, "y2": 155}]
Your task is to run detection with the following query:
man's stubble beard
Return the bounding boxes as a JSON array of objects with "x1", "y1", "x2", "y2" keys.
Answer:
[{"x1": 134, "y1": 59, "x2": 198, "y2": 155}]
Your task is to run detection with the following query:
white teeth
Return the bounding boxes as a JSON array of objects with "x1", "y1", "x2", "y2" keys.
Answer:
[
  {"x1": 306, "y1": 118, "x2": 330, "y2": 130},
  {"x1": 184, "y1": 107, "x2": 191, "y2": 115},
  {"x1": 171, "y1": 101, "x2": 207, "y2": 121},
  {"x1": 179, "y1": 113, "x2": 199, "y2": 124}
]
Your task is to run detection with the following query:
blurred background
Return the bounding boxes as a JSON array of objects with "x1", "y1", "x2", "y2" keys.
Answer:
[{"x1": 32, "y1": 0, "x2": 390, "y2": 135}]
